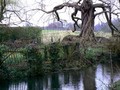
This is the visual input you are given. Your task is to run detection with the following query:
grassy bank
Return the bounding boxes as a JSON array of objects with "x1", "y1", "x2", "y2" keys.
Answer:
[
  {"x1": 0, "y1": 28, "x2": 118, "y2": 80},
  {"x1": 0, "y1": 42, "x2": 110, "y2": 80}
]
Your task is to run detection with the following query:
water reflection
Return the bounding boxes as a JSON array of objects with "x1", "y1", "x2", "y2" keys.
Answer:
[
  {"x1": 83, "y1": 67, "x2": 96, "y2": 90},
  {"x1": 27, "y1": 78, "x2": 43, "y2": 90},
  {"x1": 51, "y1": 73, "x2": 60, "y2": 90},
  {"x1": 9, "y1": 82, "x2": 27, "y2": 90},
  {"x1": 0, "y1": 64, "x2": 120, "y2": 90},
  {"x1": 0, "y1": 81, "x2": 9, "y2": 90}
]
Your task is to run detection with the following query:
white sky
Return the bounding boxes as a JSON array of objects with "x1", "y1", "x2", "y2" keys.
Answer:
[{"x1": 3, "y1": 0, "x2": 120, "y2": 27}]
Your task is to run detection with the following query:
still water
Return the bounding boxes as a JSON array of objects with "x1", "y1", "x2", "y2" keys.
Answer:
[{"x1": 0, "y1": 64, "x2": 120, "y2": 90}]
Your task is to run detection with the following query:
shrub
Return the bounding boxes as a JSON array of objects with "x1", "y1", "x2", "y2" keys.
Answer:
[
  {"x1": 49, "y1": 43, "x2": 61, "y2": 61},
  {"x1": 0, "y1": 27, "x2": 42, "y2": 42},
  {"x1": 23, "y1": 45, "x2": 43, "y2": 76},
  {"x1": 0, "y1": 45, "x2": 9, "y2": 66},
  {"x1": 0, "y1": 45, "x2": 9, "y2": 80},
  {"x1": 43, "y1": 42, "x2": 64, "y2": 71},
  {"x1": 107, "y1": 36, "x2": 120, "y2": 56}
]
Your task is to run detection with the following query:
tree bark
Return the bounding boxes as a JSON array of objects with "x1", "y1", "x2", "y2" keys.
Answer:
[{"x1": 80, "y1": 0, "x2": 95, "y2": 42}]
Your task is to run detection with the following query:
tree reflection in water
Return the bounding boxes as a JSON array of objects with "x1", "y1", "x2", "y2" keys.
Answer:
[
  {"x1": 51, "y1": 73, "x2": 60, "y2": 90},
  {"x1": 1, "y1": 64, "x2": 120, "y2": 90},
  {"x1": 83, "y1": 67, "x2": 96, "y2": 90}
]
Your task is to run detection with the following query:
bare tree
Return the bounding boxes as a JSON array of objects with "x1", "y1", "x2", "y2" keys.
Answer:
[{"x1": 38, "y1": 0, "x2": 120, "y2": 42}]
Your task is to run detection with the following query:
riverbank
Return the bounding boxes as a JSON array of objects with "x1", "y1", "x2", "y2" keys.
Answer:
[
  {"x1": 0, "y1": 27, "x2": 120, "y2": 81},
  {"x1": 0, "y1": 41, "x2": 113, "y2": 80}
]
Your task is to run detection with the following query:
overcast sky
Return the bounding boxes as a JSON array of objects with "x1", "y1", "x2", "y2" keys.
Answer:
[
  {"x1": 4, "y1": 0, "x2": 119, "y2": 27},
  {"x1": 19, "y1": 0, "x2": 78, "y2": 26}
]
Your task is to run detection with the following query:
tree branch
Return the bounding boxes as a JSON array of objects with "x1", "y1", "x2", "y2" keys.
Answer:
[
  {"x1": 93, "y1": 4, "x2": 109, "y2": 8},
  {"x1": 93, "y1": 0, "x2": 120, "y2": 35},
  {"x1": 54, "y1": 11, "x2": 60, "y2": 21},
  {"x1": 39, "y1": 2, "x2": 81, "y2": 14},
  {"x1": 95, "y1": 10, "x2": 109, "y2": 16},
  {"x1": 93, "y1": 3, "x2": 120, "y2": 35},
  {"x1": 71, "y1": 8, "x2": 81, "y2": 32},
  {"x1": 38, "y1": 2, "x2": 82, "y2": 31},
  {"x1": 77, "y1": 0, "x2": 82, "y2": 4},
  {"x1": 102, "y1": 7, "x2": 120, "y2": 35}
]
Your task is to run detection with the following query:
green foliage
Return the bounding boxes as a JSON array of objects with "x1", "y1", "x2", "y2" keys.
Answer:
[
  {"x1": 107, "y1": 37, "x2": 120, "y2": 56},
  {"x1": 49, "y1": 43, "x2": 61, "y2": 61},
  {"x1": 110, "y1": 80, "x2": 120, "y2": 90},
  {"x1": 24, "y1": 45, "x2": 43, "y2": 61},
  {"x1": 2, "y1": 48, "x2": 27, "y2": 79},
  {"x1": 4, "y1": 53, "x2": 24, "y2": 65},
  {"x1": 62, "y1": 43, "x2": 80, "y2": 60},
  {"x1": 84, "y1": 47, "x2": 103, "y2": 60},
  {"x1": 0, "y1": 44, "x2": 9, "y2": 54},
  {"x1": 23, "y1": 45, "x2": 43, "y2": 76},
  {"x1": 8, "y1": 65, "x2": 28, "y2": 79},
  {"x1": 43, "y1": 45, "x2": 49, "y2": 61},
  {"x1": 48, "y1": 43, "x2": 62, "y2": 71},
  {"x1": 85, "y1": 48, "x2": 96, "y2": 60},
  {"x1": 0, "y1": 68, "x2": 9, "y2": 80},
  {"x1": 0, "y1": 45, "x2": 9, "y2": 80},
  {"x1": 80, "y1": 47, "x2": 107, "y2": 65},
  {"x1": 0, "y1": 44, "x2": 9, "y2": 66},
  {"x1": 0, "y1": 27, "x2": 42, "y2": 42},
  {"x1": 109, "y1": 42, "x2": 120, "y2": 55},
  {"x1": 0, "y1": 28, "x2": 103, "y2": 79}
]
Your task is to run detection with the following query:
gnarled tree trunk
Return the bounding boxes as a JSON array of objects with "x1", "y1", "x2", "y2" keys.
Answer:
[
  {"x1": 42, "y1": 0, "x2": 116, "y2": 42},
  {"x1": 80, "y1": 0, "x2": 95, "y2": 42}
]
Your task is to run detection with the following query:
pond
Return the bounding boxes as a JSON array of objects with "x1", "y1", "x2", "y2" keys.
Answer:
[{"x1": 0, "y1": 63, "x2": 120, "y2": 90}]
